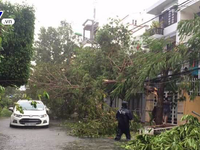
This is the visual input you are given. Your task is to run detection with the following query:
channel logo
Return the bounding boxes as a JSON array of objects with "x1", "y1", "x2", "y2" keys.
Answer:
[
  {"x1": 0, "y1": 11, "x2": 3, "y2": 18},
  {"x1": 2, "y1": 18, "x2": 15, "y2": 25},
  {"x1": 0, "y1": 11, "x2": 15, "y2": 25}
]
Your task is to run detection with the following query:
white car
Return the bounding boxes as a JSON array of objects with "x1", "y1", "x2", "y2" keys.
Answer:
[{"x1": 9, "y1": 100, "x2": 49, "y2": 127}]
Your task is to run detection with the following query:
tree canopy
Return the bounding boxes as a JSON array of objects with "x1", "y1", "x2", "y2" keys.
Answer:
[
  {"x1": 0, "y1": 2, "x2": 35, "y2": 87},
  {"x1": 27, "y1": 15, "x2": 200, "y2": 125},
  {"x1": 34, "y1": 21, "x2": 77, "y2": 65}
]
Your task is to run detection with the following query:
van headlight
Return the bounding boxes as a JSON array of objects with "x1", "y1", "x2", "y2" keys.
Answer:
[
  {"x1": 40, "y1": 114, "x2": 47, "y2": 118},
  {"x1": 14, "y1": 113, "x2": 22, "y2": 118}
]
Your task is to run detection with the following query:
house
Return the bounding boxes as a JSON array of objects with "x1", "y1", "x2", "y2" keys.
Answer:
[
  {"x1": 82, "y1": 0, "x2": 200, "y2": 124},
  {"x1": 145, "y1": 0, "x2": 200, "y2": 125}
]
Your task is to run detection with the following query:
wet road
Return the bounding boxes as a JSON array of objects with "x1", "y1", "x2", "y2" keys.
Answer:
[
  {"x1": 0, "y1": 118, "x2": 78, "y2": 150},
  {"x1": 0, "y1": 118, "x2": 122, "y2": 150}
]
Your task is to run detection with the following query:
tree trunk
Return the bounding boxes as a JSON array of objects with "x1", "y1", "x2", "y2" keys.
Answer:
[
  {"x1": 110, "y1": 97, "x2": 113, "y2": 107},
  {"x1": 155, "y1": 82, "x2": 164, "y2": 125}
]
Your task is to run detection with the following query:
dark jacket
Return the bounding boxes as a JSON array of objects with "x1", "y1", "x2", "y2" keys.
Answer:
[{"x1": 116, "y1": 107, "x2": 133, "y2": 129}]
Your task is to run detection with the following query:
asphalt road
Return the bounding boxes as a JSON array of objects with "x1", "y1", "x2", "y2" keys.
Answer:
[
  {"x1": 0, "y1": 118, "x2": 78, "y2": 150},
  {"x1": 0, "y1": 118, "x2": 123, "y2": 150}
]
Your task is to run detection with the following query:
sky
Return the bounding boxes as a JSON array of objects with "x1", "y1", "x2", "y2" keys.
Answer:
[{"x1": 6, "y1": 0, "x2": 158, "y2": 37}]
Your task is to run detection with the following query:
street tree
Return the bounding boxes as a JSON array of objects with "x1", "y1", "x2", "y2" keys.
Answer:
[
  {"x1": 119, "y1": 16, "x2": 200, "y2": 125},
  {"x1": 177, "y1": 15, "x2": 200, "y2": 99},
  {"x1": 0, "y1": 2, "x2": 35, "y2": 87},
  {"x1": 132, "y1": 37, "x2": 187, "y2": 124},
  {"x1": 28, "y1": 19, "x2": 133, "y2": 118},
  {"x1": 178, "y1": 15, "x2": 200, "y2": 62},
  {"x1": 34, "y1": 21, "x2": 77, "y2": 65},
  {"x1": 95, "y1": 18, "x2": 135, "y2": 101}
]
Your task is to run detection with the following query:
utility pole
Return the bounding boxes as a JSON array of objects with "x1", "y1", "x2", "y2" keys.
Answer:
[{"x1": 91, "y1": 0, "x2": 97, "y2": 42}]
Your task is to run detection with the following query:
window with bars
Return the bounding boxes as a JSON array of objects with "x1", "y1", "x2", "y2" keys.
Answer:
[
  {"x1": 153, "y1": 92, "x2": 178, "y2": 124},
  {"x1": 188, "y1": 78, "x2": 200, "y2": 96},
  {"x1": 159, "y1": 6, "x2": 177, "y2": 28}
]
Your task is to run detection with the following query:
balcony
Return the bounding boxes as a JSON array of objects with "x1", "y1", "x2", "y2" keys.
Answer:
[
  {"x1": 149, "y1": 28, "x2": 164, "y2": 38},
  {"x1": 147, "y1": 0, "x2": 177, "y2": 15}
]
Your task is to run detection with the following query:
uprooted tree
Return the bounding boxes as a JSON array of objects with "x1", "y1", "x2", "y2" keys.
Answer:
[
  {"x1": 27, "y1": 18, "x2": 134, "y2": 119},
  {"x1": 27, "y1": 15, "x2": 200, "y2": 127},
  {"x1": 107, "y1": 16, "x2": 200, "y2": 125}
]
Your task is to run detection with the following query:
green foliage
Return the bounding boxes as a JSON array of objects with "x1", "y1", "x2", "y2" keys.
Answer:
[
  {"x1": 43, "y1": 91, "x2": 49, "y2": 99},
  {"x1": 133, "y1": 38, "x2": 185, "y2": 84},
  {"x1": 34, "y1": 21, "x2": 77, "y2": 64},
  {"x1": 150, "y1": 21, "x2": 160, "y2": 28},
  {"x1": 64, "y1": 108, "x2": 118, "y2": 138},
  {"x1": 96, "y1": 18, "x2": 132, "y2": 52},
  {"x1": 0, "y1": 87, "x2": 15, "y2": 113},
  {"x1": 122, "y1": 115, "x2": 200, "y2": 150},
  {"x1": 177, "y1": 15, "x2": 200, "y2": 100},
  {"x1": 28, "y1": 16, "x2": 199, "y2": 126},
  {"x1": 27, "y1": 15, "x2": 200, "y2": 126},
  {"x1": 0, "y1": 96, "x2": 12, "y2": 108},
  {"x1": 0, "y1": 2, "x2": 35, "y2": 87},
  {"x1": 27, "y1": 18, "x2": 136, "y2": 120},
  {"x1": 148, "y1": 112, "x2": 156, "y2": 126},
  {"x1": 30, "y1": 101, "x2": 37, "y2": 108},
  {"x1": 178, "y1": 15, "x2": 200, "y2": 40},
  {"x1": 15, "y1": 103, "x2": 24, "y2": 114},
  {"x1": 0, "y1": 107, "x2": 12, "y2": 117},
  {"x1": 130, "y1": 113, "x2": 143, "y2": 132},
  {"x1": 64, "y1": 110, "x2": 144, "y2": 138},
  {"x1": 37, "y1": 91, "x2": 50, "y2": 100},
  {"x1": 0, "y1": 86, "x2": 5, "y2": 94}
]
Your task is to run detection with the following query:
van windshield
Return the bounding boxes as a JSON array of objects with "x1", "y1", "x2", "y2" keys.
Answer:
[{"x1": 19, "y1": 101, "x2": 44, "y2": 111}]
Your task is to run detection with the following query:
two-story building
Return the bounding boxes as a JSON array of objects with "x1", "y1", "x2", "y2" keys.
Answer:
[{"x1": 145, "y1": 0, "x2": 200, "y2": 125}]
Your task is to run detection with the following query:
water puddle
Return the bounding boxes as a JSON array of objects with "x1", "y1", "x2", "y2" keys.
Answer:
[{"x1": 64, "y1": 138, "x2": 125, "y2": 150}]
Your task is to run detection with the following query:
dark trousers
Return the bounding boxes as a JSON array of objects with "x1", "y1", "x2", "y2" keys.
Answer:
[{"x1": 115, "y1": 126, "x2": 131, "y2": 140}]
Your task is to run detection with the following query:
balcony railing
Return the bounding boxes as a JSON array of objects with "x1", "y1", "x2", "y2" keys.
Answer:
[
  {"x1": 159, "y1": 7, "x2": 178, "y2": 28},
  {"x1": 149, "y1": 28, "x2": 164, "y2": 36}
]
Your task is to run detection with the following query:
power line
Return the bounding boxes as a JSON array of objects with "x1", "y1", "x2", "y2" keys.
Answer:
[
  {"x1": 146, "y1": 71, "x2": 191, "y2": 84},
  {"x1": 176, "y1": 0, "x2": 197, "y2": 11},
  {"x1": 145, "y1": 67, "x2": 200, "y2": 83}
]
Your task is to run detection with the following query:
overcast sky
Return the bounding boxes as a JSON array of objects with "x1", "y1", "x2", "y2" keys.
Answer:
[{"x1": 7, "y1": 0, "x2": 158, "y2": 37}]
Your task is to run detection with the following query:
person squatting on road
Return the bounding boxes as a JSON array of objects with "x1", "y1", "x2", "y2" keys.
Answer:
[{"x1": 115, "y1": 101, "x2": 133, "y2": 141}]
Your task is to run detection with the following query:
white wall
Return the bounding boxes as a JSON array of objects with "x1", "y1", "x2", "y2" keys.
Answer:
[
  {"x1": 180, "y1": 11, "x2": 194, "y2": 20},
  {"x1": 179, "y1": 0, "x2": 200, "y2": 8},
  {"x1": 125, "y1": 12, "x2": 153, "y2": 37},
  {"x1": 164, "y1": 22, "x2": 177, "y2": 37}
]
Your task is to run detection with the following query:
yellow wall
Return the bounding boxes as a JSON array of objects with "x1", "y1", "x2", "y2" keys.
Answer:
[
  {"x1": 183, "y1": 93, "x2": 200, "y2": 121},
  {"x1": 144, "y1": 92, "x2": 200, "y2": 124},
  {"x1": 145, "y1": 94, "x2": 155, "y2": 122}
]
